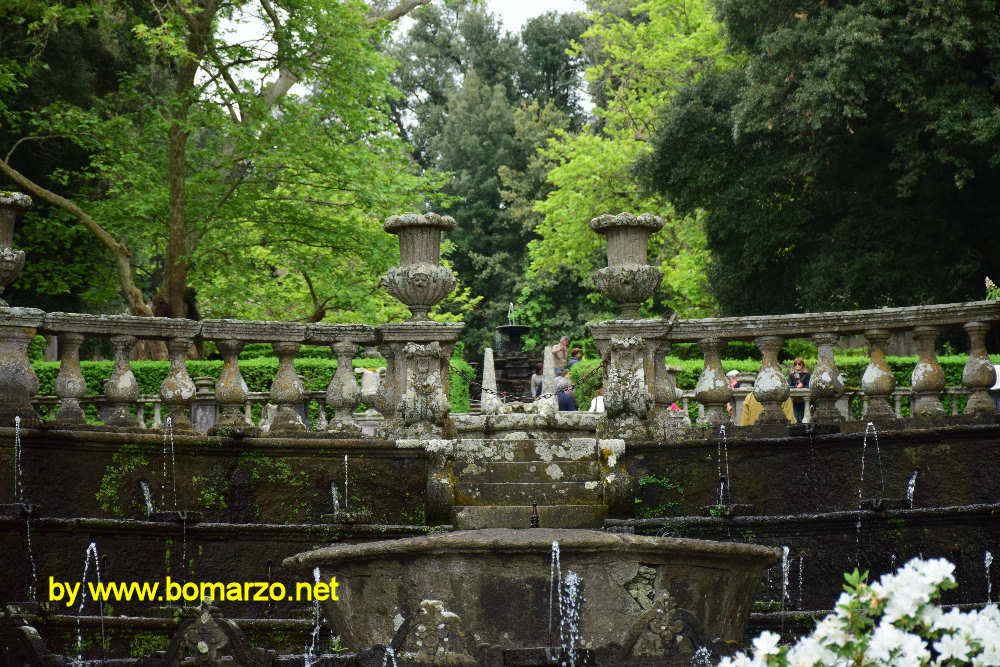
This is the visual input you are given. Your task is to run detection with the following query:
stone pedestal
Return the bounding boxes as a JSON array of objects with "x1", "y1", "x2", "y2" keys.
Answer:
[
  {"x1": 0, "y1": 307, "x2": 43, "y2": 427},
  {"x1": 160, "y1": 337, "x2": 196, "y2": 431},
  {"x1": 377, "y1": 321, "x2": 463, "y2": 438}
]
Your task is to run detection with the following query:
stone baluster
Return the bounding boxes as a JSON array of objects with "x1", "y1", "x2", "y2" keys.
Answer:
[
  {"x1": 160, "y1": 337, "x2": 196, "y2": 430},
  {"x1": 861, "y1": 329, "x2": 895, "y2": 420},
  {"x1": 327, "y1": 340, "x2": 362, "y2": 437},
  {"x1": 269, "y1": 341, "x2": 306, "y2": 433},
  {"x1": 694, "y1": 337, "x2": 731, "y2": 426},
  {"x1": 752, "y1": 335, "x2": 789, "y2": 424},
  {"x1": 962, "y1": 321, "x2": 996, "y2": 416},
  {"x1": 54, "y1": 333, "x2": 87, "y2": 425},
  {"x1": 809, "y1": 333, "x2": 844, "y2": 424},
  {"x1": 910, "y1": 326, "x2": 945, "y2": 417},
  {"x1": 0, "y1": 316, "x2": 42, "y2": 427},
  {"x1": 371, "y1": 342, "x2": 402, "y2": 424},
  {"x1": 649, "y1": 342, "x2": 683, "y2": 435},
  {"x1": 214, "y1": 339, "x2": 251, "y2": 431},
  {"x1": 105, "y1": 335, "x2": 140, "y2": 427}
]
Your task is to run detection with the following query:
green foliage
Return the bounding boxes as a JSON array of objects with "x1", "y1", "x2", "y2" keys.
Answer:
[
  {"x1": 4, "y1": 0, "x2": 443, "y2": 320},
  {"x1": 643, "y1": 0, "x2": 1000, "y2": 316},
  {"x1": 568, "y1": 358, "x2": 603, "y2": 411},
  {"x1": 518, "y1": 0, "x2": 733, "y2": 341},
  {"x1": 635, "y1": 474, "x2": 684, "y2": 518},
  {"x1": 95, "y1": 444, "x2": 150, "y2": 516}
]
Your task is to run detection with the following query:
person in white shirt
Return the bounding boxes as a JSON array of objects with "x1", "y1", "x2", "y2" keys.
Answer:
[{"x1": 588, "y1": 386, "x2": 605, "y2": 413}]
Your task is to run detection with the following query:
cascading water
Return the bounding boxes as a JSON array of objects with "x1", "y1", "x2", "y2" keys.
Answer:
[
  {"x1": 691, "y1": 646, "x2": 713, "y2": 665},
  {"x1": 13, "y1": 414, "x2": 22, "y2": 502},
  {"x1": 559, "y1": 571, "x2": 581, "y2": 667},
  {"x1": 330, "y1": 481, "x2": 341, "y2": 514},
  {"x1": 305, "y1": 566, "x2": 322, "y2": 666},
  {"x1": 139, "y1": 480, "x2": 155, "y2": 517},
  {"x1": 906, "y1": 470, "x2": 919, "y2": 508},
  {"x1": 24, "y1": 514, "x2": 37, "y2": 601},
  {"x1": 798, "y1": 554, "x2": 805, "y2": 610},
  {"x1": 986, "y1": 551, "x2": 994, "y2": 603},
  {"x1": 75, "y1": 542, "x2": 106, "y2": 663},
  {"x1": 780, "y1": 546, "x2": 790, "y2": 607},
  {"x1": 343, "y1": 454, "x2": 349, "y2": 512},
  {"x1": 383, "y1": 646, "x2": 399, "y2": 667},
  {"x1": 549, "y1": 540, "x2": 561, "y2": 641},
  {"x1": 717, "y1": 424, "x2": 732, "y2": 505},
  {"x1": 161, "y1": 417, "x2": 178, "y2": 509}
]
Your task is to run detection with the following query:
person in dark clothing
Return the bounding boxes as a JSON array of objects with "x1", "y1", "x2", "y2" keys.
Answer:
[
  {"x1": 555, "y1": 368, "x2": 578, "y2": 411},
  {"x1": 788, "y1": 357, "x2": 811, "y2": 423}
]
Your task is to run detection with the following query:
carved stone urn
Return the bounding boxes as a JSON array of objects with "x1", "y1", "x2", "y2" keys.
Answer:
[
  {"x1": 590, "y1": 213, "x2": 664, "y2": 319},
  {"x1": 381, "y1": 213, "x2": 457, "y2": 320},
  {"x1": 0, "y1": 191, "x2": 31, "y2": 306}
]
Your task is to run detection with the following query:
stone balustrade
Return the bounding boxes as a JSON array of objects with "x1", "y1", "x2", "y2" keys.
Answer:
[
  {"x1": 590, "y1": 300, "x2": 1000, "y2": 437},
  {"x1": 0, "y1": 310, "x2": 463, "y2": 437}
]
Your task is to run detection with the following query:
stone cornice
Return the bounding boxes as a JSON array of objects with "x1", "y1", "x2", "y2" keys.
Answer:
[{"x1": 590, "y1": 301, "x2": 1000, "y2": 342}]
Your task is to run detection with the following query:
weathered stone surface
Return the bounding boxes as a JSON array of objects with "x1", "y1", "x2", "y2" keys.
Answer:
[
  {"x1": 326, "y1": 340, "x2": 362, "y2": 437},
  {"x1": 599, "y1": 336, "x2": 652, "y2": 441},
  {"x1": 694, "y1": 338, "x2": 731, "y2": 426},
  {"x1": 452, "y1": 505, "x2": 607, "y2": 529},
  {"x1": 54, "y1": 333, "x2": 86, "y2": 425},
  {"x1": 268, "y1": 341, "x2": 306, "y2": 434},
  {"x1": 44, "y1": 312, "x2": 200, "y2": 339},
  {"x1": 199, "y1": 318, "x2": 305, "y2": 342},
  {"x1": 911, "y1": 325, "x2": 945, "y2": 416},
  {"x1": 589, "y1": 213, "x2": 664, "y2": 319},
  {"x1": 963, "y1": 321, "x2": 997, "y2": 415},
  {"x1": 0, "y1": 315, "x2": 40, "y2": 426},
  {"x1": 862, "y1": 329, "x2": 896, "y2": 420},
  {"x1": 381, "y1": 213, "x2": 457, "y2": 320},
  {"x1": 0, "y1": 192, "x2": 30, "y2": 307},
  {"x1": 160, "y1": 337, "x2": 196, "y2": 431},
  {"x1": 104, "y1": 334, "x2": 139, "y2": 428},
  {"x1": 285, "y1": 528, "x2": 780, "y2": 654},
  {"x1": 753, "y1": 335, "x2": 789, "y2": 425},
  {"x1": 809, "y1": 333, "x2": 844, "y2": 424},
  {"x1": 212, "y1": 339, "x2": 252, "y2": 433}
]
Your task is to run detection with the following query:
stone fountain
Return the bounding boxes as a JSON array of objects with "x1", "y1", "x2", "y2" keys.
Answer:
[{"x1": 284, "y1": 528, "x2": 780, "y2": 664}]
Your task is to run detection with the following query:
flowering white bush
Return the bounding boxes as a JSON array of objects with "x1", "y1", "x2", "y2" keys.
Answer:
[{"x1": 720, "y1": 557, "x2": 1000, "y2": 666}]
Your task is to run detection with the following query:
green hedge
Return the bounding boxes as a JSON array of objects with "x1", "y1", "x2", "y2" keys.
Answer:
[{"x1": 32, "y1": 356, "x2": 472, "y2": 414}]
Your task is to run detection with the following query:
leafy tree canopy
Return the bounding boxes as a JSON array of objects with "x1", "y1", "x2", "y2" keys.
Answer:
[{"x1": 642, "y1": 0, "x2": 1000, "y2": 315}]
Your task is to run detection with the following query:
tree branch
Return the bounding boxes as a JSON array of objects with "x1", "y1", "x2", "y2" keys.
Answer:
[
  {"x1": 0, "y1": 157, "x2": 153, "y2": 316},
  {"x1": 367, "y1": 0, "x2": 431, "y2": 25}
]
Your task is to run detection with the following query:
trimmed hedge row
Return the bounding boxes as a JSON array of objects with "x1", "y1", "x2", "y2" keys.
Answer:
[{"x1": 32, "y1": 356, "x2": 473, "y2": 414}]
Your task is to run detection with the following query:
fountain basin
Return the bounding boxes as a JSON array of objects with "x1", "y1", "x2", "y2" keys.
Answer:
[{"x1": 283, "y1": 528, "x2": 780, "y2": 658}]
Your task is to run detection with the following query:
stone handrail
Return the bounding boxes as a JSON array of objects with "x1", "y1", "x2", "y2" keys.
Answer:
[
  {"x1": 589, "y1": 300, "x2": 1000, "y2": 434},
  {"x1": 0, "y1": 307, "x2": 463, "y2": 437}
]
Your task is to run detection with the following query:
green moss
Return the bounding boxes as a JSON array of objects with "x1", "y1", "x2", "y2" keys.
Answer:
[
  {"x1": 96, "y1": 444, "x2": 150, "y2": 516},
  {"x1": 129, "y1": 631, "x2": 169, "y2": 657}
]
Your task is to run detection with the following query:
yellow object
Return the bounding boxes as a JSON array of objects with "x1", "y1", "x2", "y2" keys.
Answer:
[{"x1": 740, "y1": 392, "x2": 796, "y2": 425}]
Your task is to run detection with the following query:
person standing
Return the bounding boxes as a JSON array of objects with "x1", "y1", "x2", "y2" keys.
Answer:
[
  {"x1": 788, "y1": 357, "x2": 811, "y2": 424},
  {"x1": 530, "y1": 363, "x2": 544, "y2": 399},
  {"x1": 568, "y1": 347, "x2": 583, "y2": 368},
  {"x1": 588, "y1": 386, "x2": 605, "y2": 413},
  {"x1": 550, "y1": 336, "x2": 569, "y2": 372}
]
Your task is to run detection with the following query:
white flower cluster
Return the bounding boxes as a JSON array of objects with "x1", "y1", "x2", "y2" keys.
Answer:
[{"x1": 719, "y1": 557, "x2": 1000, "y2": 666}]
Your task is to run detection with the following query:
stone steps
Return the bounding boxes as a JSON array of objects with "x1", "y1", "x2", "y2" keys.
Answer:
[
  {"x1": 453, "y1": 460, "x2": 599, "y2": 483},
  {"x1": 453, "y1": 438, "x2": 597, "y2": 462},
  {"x1": 455, "y1": 481, "x2": 604, "y2": 506},
  {"x1": 452, "y1": 504, "x2": 608, "y2": 530}
]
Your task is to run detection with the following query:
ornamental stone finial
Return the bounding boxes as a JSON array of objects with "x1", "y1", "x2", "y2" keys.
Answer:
[
  {"x1": 0, "y1": 191, "x2": 32, "y2": 306},
  {"x1": 589, "y1": 213, "x2": 664, "y2": 319},
  {"x1": 381, "y1": 213, "x2": 457, "y2": 320}
]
